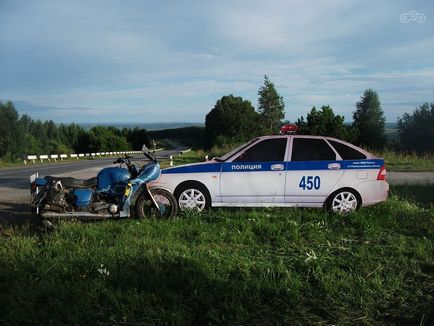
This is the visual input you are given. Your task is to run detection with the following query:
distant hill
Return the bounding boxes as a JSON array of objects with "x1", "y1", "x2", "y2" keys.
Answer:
[{"x1": 79, "y1": 122, "x2": 204, "y2": 131}]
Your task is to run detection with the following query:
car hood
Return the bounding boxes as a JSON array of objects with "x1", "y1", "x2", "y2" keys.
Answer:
[{"x1": 161, "y1": 160, "x2": 223, "y2": 174}]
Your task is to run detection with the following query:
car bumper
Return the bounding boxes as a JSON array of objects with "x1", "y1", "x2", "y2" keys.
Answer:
[{"x1": 357, "y1": 180, "x2": 389, "y2": 207}]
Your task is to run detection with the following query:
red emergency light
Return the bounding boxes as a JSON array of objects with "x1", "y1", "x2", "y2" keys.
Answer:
[{"x1": 279, "y1": 124, "x2": 298, "y2": 134}]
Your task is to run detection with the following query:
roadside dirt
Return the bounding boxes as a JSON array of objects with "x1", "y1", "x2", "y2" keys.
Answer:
[{"x1": 0, "y1": 166, "x2": 105, "y2": 227}]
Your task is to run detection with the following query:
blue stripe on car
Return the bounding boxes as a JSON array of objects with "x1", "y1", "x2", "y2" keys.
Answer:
[
  {"x1": 161, "y1": 159, "x2": 384, "y2": 174},
  {"x1": 162, "y1": 163, "x2": 223, "y2": 174}
]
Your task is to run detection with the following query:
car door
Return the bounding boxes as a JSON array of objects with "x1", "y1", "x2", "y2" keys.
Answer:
[
  {"x1": 219, "y1": 137, "x2": 288, "y2": 204},
  {"x1": 285, "y1": 136, "x2": 344, "y2": 205}
]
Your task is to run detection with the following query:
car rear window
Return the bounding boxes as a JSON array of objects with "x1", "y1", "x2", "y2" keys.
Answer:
[
  {"x1": 328, "y1": 140, "x2": 367, "y2": 160},
  {"x1": 291, "y1": 138, "x2": 336, "y2": 161}
]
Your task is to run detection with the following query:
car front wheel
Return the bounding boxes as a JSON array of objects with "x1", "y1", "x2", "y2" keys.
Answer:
[
  {"x1": 326, "y1": 189, "x2": 361, "y2": 214},
  {"x1": 175, "y1": 182, "x2": 211, "y2": 212}
]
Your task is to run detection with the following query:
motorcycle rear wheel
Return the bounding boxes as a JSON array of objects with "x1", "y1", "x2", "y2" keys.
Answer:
[{"x1": 136, "y1": 188, "x2": 178, "y2": 219}]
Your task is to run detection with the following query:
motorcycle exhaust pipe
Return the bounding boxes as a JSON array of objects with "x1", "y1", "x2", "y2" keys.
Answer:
[{"x1": 40, "y1": 211, "x2": 119, "y2": 219}]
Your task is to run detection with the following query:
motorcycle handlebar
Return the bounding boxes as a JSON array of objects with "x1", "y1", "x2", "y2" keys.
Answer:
[
  {"x1": 113, "y1": 152, "x2": 156, "y2": 168},
  {"x1": 113, "y1": 158, "x2": 123, "y2": 164}
]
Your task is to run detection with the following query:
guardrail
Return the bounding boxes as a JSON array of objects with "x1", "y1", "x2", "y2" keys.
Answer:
[
  {"x1": 23, "y1": 148, "x2": 192, "y2": 167},
  {"x1": 23, "y1": 151, "x2": 142, "y2": 164}
]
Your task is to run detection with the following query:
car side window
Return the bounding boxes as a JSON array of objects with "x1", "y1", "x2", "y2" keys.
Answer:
[
  {"x1": 328, "y1": 140, "x2": 367, "y2": 159},
  {"x1": 291, "y1": 138, "x2": 336, "y2": 161},
  {"x1": 233, "y1": 138, "x2": 287, "y2": 162}
]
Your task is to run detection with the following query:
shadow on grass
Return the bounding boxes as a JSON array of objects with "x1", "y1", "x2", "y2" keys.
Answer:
[
  {"x1": 0, "y1": 201, "x2": 38, "y2": 228},
  {"x1": 1, "y1": 251, "x2": 430, "y2": 325},
  {"x1": 0, "y1": 255, "x2": 300, "y2": 325},
  {"x1": 390, "y1": 185, "x2": 434, "y2": 207}
]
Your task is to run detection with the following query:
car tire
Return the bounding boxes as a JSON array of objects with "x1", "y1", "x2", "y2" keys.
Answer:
[
  {"x1": 326, "y1": 188, "x2": 361, "y2": 214},
  {"x1": 174, "y1": 182, "x2": 211, "y2": 212}
]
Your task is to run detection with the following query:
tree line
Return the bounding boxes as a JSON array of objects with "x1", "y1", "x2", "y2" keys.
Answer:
[
  {"x1": 0, "y1": 101, "x2": 150, "y2": 160},
  {"x1": 204, "y1": 76, "x2": 434, "y2": 154},
  {"x1": 2, "y1": 76, "x2": 433, "y2": 160}
]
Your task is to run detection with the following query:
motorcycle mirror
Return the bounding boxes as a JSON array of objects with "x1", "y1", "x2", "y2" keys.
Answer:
[{"x1": 141, "y1": 144, "x2": 149, "y2": 153}]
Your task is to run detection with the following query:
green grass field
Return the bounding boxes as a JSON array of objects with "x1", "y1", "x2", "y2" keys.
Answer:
[
  {"x1": 376, "y1": 150, "x2": 434, "y2": 172},
  {"x1": 1, "y1": 188, "x2": 433, "y2": 325}
]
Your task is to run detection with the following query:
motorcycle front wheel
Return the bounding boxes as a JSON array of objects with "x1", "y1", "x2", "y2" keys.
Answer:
[{"x1": 136, "y1": 188, "x2": 178, "y2": 219}]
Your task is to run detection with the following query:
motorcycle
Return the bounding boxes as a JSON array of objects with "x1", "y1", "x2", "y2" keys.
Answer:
[{"x1": 30, "y1": 145, "x2": 178, "y2": 225}]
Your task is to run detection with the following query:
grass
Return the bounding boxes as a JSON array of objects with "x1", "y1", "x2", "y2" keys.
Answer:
[
  {"x1": 391, "y1": 184, "x2": 434, "y2": 207},
  {"x1": 375, "y1": 150, "x2": 434, "y2": 172},
  {"x1": 159, "y1": 150, "x2": 206, "y2": 169},
  {"x1": 1, "y1": 191, "x2": 433, "y2": 325}
]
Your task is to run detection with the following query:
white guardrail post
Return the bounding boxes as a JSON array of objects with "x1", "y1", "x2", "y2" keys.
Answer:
[
  {"x1": 39, "y1": 155, "x2": 49, "y2": 163},
  {"x1": 25, "y1": 155, "x2": 38, "y2": 164},
  {"x1": 23, "y1": 150, "x2": 141, "y2": 164}
]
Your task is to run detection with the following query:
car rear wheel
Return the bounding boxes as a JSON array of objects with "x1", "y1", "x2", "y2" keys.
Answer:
[
  {"x1": 175, "y1": 182, "x2": 211, "y2": 212},
  {"x1": 326, "y1": 189, "x2": 360, "y2": 214}
]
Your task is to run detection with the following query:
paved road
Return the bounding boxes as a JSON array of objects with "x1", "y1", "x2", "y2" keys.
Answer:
[{"x1": 0, "y1": 149, "x2": 184, "y2": 226}]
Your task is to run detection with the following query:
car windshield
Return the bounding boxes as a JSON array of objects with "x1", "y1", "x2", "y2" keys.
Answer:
[{"x1": 214, "y1": 138, "x2": 259, "y2": 162}]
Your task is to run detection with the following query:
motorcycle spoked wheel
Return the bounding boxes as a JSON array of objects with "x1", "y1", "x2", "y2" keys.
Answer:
[{"x1": 136, "y1": 188, "x2": 178, "y2": 219}]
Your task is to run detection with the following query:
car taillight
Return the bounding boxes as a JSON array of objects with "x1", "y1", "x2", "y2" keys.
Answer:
[{"x1": 377, "y1": 165, "x2": 386, "y2": 180}]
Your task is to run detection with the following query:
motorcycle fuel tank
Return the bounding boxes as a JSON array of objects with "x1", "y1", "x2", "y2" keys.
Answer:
[{"x1": 97, "y1": 167, "x2": 131, "y2": 193}]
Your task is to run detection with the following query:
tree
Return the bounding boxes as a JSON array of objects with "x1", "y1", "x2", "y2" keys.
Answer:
[
  {"x1": 352, "y1": 89, "x2": 386, "y2": 149},
  {"x1": 88, "y1": 126, "x2": 130, "y2": 152},
  {"x1": 296, "y1": 105, "x2": 357, "y2": 141},
  {"x1": 205, "y1": 95, "x2": 259, "y2": 148},
  {"x1": 397, "y1": 102, "x2": 434, "y2": 154},
  {"x1": 257, "y1": 75, "x2": 285, "y2": 134},
  {"x1": 0, "y1": 101, "x2": 23, "y2": 158},
  {"x1": 125, "y1": 127, "x2": 151, "y2": 150}
]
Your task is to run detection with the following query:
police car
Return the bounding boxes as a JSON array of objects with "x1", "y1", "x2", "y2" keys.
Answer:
[{"x1": 152, "y1": 125, "x2": 388, "y2": 214}]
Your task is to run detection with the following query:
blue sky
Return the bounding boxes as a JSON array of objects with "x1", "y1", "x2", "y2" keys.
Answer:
[{"x1": 1, "y1": 0, "x2": 433, "y2": 123}]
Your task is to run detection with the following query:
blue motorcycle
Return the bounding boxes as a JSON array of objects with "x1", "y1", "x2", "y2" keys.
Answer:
[{"x1": 30, "y1": 146, "x2": 178, "y2": 224}]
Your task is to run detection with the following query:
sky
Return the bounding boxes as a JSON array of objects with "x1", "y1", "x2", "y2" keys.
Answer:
[{"x1": 0, "y1": 0, "x2": 433, "y2": 124}]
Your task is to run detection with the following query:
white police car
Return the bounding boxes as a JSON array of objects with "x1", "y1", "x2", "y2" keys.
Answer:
[{"x1": 152, "y1": 126, "x2": 388, "y2": 214}]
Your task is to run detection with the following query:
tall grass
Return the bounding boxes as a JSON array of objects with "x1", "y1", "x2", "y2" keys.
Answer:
[
  {"x1": 1, "y1": 194, "x2": 432, "y2": 325},
  {"x1": 374, "y1": 149, "x2": 434, "y2": 172}
]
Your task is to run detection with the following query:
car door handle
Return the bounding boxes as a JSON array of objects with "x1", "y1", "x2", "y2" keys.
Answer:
[
  {"x1": 271, "y1": 164, "x2": 285, "y2": 171},
  {"x1": 328, "y1": 163, "x2": 341, "y2": 170}
]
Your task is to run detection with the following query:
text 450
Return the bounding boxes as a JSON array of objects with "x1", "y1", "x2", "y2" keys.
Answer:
[{"x1": 299, "y1": 176, "x2": 321, "y2": 190}]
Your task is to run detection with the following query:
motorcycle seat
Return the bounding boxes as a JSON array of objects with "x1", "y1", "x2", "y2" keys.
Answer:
[{"x1": 45, "y1": 176, "x2": 97, "y2": 188}]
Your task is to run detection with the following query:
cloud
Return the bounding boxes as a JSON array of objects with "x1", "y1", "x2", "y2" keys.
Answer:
[{"x1": 1, "y1": 0, "x2": 433, "y2": 123}]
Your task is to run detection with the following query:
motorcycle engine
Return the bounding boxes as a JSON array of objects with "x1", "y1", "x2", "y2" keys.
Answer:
[{"x1": 44, "y1": 181, "x2": 73, "y2": 212}]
